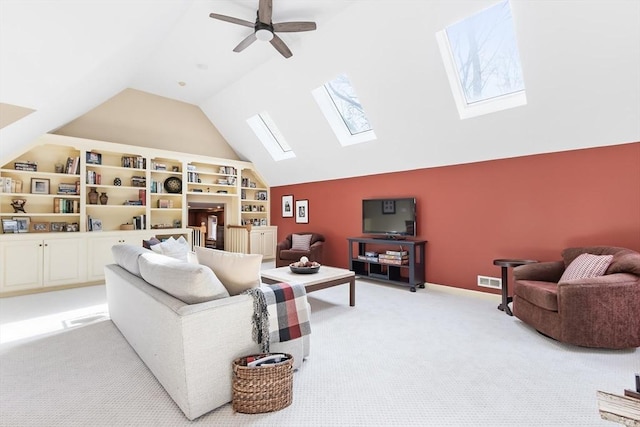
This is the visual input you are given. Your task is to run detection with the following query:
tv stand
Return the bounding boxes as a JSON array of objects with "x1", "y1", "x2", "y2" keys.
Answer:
[{"x1": 347, "y1": 236, "x2": 427, "y2": 292}]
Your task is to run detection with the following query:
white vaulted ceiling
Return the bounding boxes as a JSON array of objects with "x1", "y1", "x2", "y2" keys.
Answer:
[{"x1": 1, "y1": 1, "x2": 639, "y2": 186}]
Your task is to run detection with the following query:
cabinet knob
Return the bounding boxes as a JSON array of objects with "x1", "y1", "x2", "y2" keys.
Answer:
[{"x1": 39, "y1": 243, "x2": 43, "y2": 247}]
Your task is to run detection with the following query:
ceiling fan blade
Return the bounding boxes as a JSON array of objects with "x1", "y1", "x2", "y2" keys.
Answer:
[
  {"x1": 258, "y1": 0, "x2": 273, "y2": 23},
  {"x1": 270, "y1": 34, "x2": 292, "y2": 58},
  {"x1": 273, "y1": 22, "x2": 317, "y2": 32},
  {"x1": 209, "y1": 13, "x2": 254, "y2": 28},
  {"x1": 233, "y1": 33, "x2": 258, "y2": 53}
]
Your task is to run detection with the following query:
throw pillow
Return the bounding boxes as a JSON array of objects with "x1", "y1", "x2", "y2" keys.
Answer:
[
  {"x1": 559, "y1": 253, "x2": 614, "y2": 283},
  {"x1": 291, "y1": 234, "x2": 312, "y2": 251},
  {"x1": 150, "y1": 236, "x2": 189, "y2": 262},
  {"x1": 111, "y1": 244, "x2": 150, "y2": 277},
  {"x1": 195, "y1": 246, "x2": 263, "y2": 296},
  {"x1": 142, "y1": 237, "x2": 161, "y2": 249},
  {"x1": 138, "y1": 252, "x2": 229, "y2": 304}
]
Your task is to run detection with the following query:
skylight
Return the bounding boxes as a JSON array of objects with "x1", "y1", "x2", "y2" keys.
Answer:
[
  {"x1": 247, "y1": 112, "x2": 295, "y2": 161},
  {"x1": 436, "y1": 0, "x2": 526, "y2": 119},
  {"x1": 312, "y1": 73, "x2": 376, "y2": 146}
]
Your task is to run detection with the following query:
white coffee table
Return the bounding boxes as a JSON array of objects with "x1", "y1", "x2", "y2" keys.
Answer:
[{"x1": 261, "y1": 265, "x2": 356, "y2": 306}]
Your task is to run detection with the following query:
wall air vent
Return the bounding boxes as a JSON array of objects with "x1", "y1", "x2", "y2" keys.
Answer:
[{"x1": 477, "y1": 275, "x2": 502, "y2": 289}]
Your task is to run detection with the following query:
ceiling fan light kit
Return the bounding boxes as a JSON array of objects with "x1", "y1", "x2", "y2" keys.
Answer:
[{"x1": 209, "y1": 0, "x2": 316, "y2": 58}]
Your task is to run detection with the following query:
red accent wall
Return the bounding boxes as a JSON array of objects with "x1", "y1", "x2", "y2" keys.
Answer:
[{"x1": 270, "y1": 143, "x2": 640, "y2": 292}]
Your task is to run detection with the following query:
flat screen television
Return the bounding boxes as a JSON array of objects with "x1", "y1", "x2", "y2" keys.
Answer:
[{"x1": 362, "y1": 197, "x2": 416, "y2": 239}]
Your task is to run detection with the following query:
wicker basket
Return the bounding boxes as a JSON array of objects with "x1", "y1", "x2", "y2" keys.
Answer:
[{"x1": 232, "y1": 353, "x2": 293, "y2": 414}]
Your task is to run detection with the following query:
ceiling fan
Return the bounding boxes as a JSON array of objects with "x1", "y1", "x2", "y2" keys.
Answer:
[{"x1": 209, "y1": 0, "x2": 317, "y2": 58}]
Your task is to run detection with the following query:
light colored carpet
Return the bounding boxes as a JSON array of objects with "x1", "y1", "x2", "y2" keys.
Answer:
[{"x1": 1, "y1": 280, "x2": 637, "y2": 426}]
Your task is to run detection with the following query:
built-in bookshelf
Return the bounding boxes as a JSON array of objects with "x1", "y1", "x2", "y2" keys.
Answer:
[{"x1": 0, "y1": 133, "x2": 273, "y2": 295}]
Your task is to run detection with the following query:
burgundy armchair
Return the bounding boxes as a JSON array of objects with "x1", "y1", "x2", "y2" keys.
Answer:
[
  {"x1": 512, "y1": 246, "x2": 640, "y2": 349},
  {"x1": 275, "y1": 233, "x2": 325, "y2": 268}
]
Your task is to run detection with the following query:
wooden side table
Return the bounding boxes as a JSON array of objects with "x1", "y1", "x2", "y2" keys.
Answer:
[{"x1": 493, "y1": 259, "x2": 537, "y2": 316}]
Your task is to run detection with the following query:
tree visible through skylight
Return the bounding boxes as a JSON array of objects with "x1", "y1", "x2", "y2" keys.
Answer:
[
  {"x1": 445, "y1": 0, "x2": 524, "y2": 104},
  {"x1": 324, "y1": 74, "x2": 372, "y2": 135}
]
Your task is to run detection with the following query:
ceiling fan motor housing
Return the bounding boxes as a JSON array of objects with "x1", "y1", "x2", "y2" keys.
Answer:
[{"x1": 255, "y1": 21, "x2": 274, "y2": 41}]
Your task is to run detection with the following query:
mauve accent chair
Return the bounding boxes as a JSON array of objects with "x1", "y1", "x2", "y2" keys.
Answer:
[
  {"x1": 512, "y1": 246, "x2": 640, "y2": 349},
  {"x1": 275, "y1": 233, "x2": 325, "y2": 268}
]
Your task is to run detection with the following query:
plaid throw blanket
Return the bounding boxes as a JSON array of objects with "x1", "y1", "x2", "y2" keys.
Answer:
[{"x1": 246, "y1": 282, "x2": 311, "y2": 353}]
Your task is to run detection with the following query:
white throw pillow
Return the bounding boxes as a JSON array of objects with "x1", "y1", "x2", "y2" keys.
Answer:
[
  {"x1": 150, "y1": 236, "x2": 190, "y2": 262},
  {"x1": 559, "y1": 253, "x2": 613, "y2": 283},
  {"x1": 138, "y1": 252, "x2": 229, "y2": 304},
  {"x1": 291, "y1": 234, "x2": 312, "y2": 251},
  {"x1": 195, "y1": 247, "x2": 262, "y2": 296}
]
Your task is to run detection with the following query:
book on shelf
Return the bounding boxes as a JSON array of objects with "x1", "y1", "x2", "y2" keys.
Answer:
[
  {"x1": 14, "y1": 161, "x2": 37, "y2": 171},
  {"x1": 358, "y1": 255, "x2": 379, "y2": 262},
  {"x1": 54, "y1": 198, "x2": 79, "y2": 213},
  {"x1": 378, "y1": 258, "x2": 409, "y2": 266},
  {"x1": 138, "y1": 189, "x2": 146, "y2": 205},
  {"x1": 133, "y1": 214, "x2": 146, "y2": 230},
  {"x1": 378, "y1": 254, "x2": 409, "y2": 261},
  {"x1": 597, "y1": 390, "x2": 640, "y2": 422},
  {"x1": 385, "y1": 250, "x2": 408, "y2": 256}
]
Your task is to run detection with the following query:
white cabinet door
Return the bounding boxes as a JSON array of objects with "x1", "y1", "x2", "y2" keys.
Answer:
[
  {"x1": 249, "y1": 226, "x2": 276, "y2": 260},
  {"x1": 0, "y1": 239, "x2": 43, "y2": 292},
  {"x1": 86, "y1": 235, "x2": 131, "y2": 282},
  {"x1": 43, "y1": 238, "x2": 87, "y2": 287}
]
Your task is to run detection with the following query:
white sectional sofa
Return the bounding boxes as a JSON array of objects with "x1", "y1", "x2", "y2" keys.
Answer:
[{"x1": 105, "y1": 244, "x2": 310, "y2": 420}]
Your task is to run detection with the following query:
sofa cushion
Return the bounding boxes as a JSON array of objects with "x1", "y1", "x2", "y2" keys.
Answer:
[
  {"x1": 559, "y1": 253, "x2": 613, "y2": 283},
  {"x1": 291, "y1": 234, "x2": 312, "y2": 251},
  {"x1": 138, "y1": 252, "x2": 229, "y2": 304},
  {"x1": 513, "y1": 280, "x2": 559, "y2": 311},
  {"x1": 195, "y1": 247, "x2": 262, "y2": 296},
  {"x1": 111, "y1": 244, "x2": 150, "y2": 277},
  {"x1": 605, "y1": 249, "x2": 640, "y2": 276},
  {"x1": 150, "y1": 236, "x2": 190, "y2": 262}
]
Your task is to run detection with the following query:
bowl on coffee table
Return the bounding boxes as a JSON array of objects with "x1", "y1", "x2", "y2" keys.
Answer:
[{"x1": 289, "y1": 261, "x2": 321, "y2": 274}]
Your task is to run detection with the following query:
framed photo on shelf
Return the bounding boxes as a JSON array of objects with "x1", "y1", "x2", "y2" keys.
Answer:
[
  {"x1": 13, "y1": 217, "x2": 30, "y2": 233},
  {"x1": 2, "y1": 219, "x2": 18, "y2": 233},
  {"x1": 282, "y1": 195, "x2": 293, "y2": 217},
  {"x1": 31, "y1": 222, "x2": 50, "y2": 233},
  {"x1": 295, "y1": 199, "x2": 309, "y2": 224},
  {"x1": 86, "y1": 151, "x2": 102, "y2": 165},
  {"x1": 382, "y1": 200, "x2": 396, "y2": 214},
  {"x1": 66, "y1": 223, "x2": 79, "y2": 232},
  {"x1": 51, "y1": 222, "x2": 67, "y2": 232},
  {"x1": 31, "y1": 178, "x2": 50, "y2": 194},
  {"x1": 90, "y1": 218, "x2": 103, "y2": 232},
  {"x1": 257, "y1": 191, "x2": 268, "y2": 201}
]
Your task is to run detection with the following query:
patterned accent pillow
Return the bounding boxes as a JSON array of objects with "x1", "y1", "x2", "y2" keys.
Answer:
[
  {"x1": 291, "y1": 234, "x2": 312, "y2": 251},
  {"x1": 559, "y1": 253, "x2": 613, "y2": 283}
]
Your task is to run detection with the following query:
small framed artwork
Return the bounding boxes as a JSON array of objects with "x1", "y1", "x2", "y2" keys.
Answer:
[
  {"x1": 90, "y1": 218, "x2": 103, "y2": 231},
  {"x1": 13, "y1": 217, "x2": 30, "y2": 233},
  {"x1": 31, "y1": 178, "x2": 50, "y2": 194},
  {"x1": 282, "y1": 195, "x2": 293, "y2": 217},
  {"x1": 2, "y1": 219, "x2": 18, "y2": 233},
  {"x1": 257, "y1": 191, "x2": 268, "y2": 201},
  {"x1": 51, "y1": 222, "x2": 67, "y2": 232},
  {"x1": 31, "y1": 222, "x2": 50, "y2": 233},
  {"x1": 66, "y1": 223, "x2": 79, "y2": 232},
  {"x1": 295, "y1": 199, "x2": 309, "y2": 224},
  {"x1": 382, "y1": 200, "x2": 396, "y2": 214},
  {"x1": 86, "y1": 151, "x2": 102, "y2": 165}
]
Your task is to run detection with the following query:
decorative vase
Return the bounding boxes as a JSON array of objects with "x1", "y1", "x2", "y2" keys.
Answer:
[
  {"x1": 99, "y1": 192, "x2": 108, "y2": 205},
  {"x1": 88, "y1": 188, "x2": 99, "y2": 205}
]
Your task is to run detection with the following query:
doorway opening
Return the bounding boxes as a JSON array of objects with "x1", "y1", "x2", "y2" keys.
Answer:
[{"x1": 188, "y1": 202, "x2": 225, "y2": 249}]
